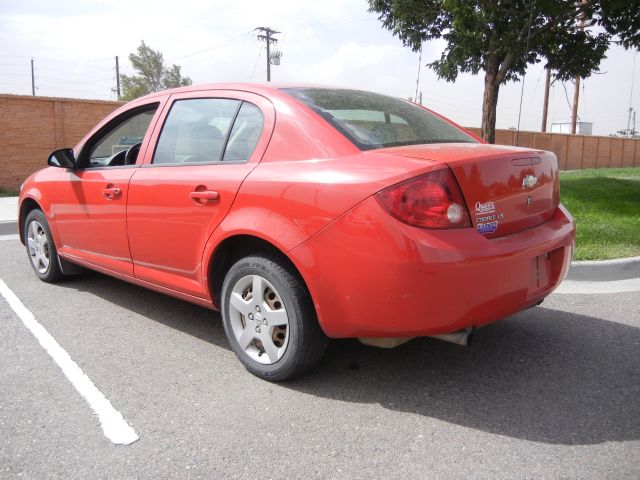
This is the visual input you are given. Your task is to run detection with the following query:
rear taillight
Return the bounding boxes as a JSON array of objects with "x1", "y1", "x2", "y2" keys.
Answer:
[{"x1": 376, "y1": 168, "x2": 471, "y2": 229}]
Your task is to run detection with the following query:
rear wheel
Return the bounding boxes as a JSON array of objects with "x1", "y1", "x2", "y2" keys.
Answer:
[
  {"x1": 221, "y1": 254, "x2": 327, "y2": 381},
  {"x1": 24, "y1": 210, "x2": 64, "y2": 283}
]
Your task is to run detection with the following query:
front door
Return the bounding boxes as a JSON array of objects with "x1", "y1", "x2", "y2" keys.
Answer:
[
  {"x1": 53, "y1": 103, "x2": 162, "y2": 275},
  {"x1": 126, "y1": 91, "x2": 274, "y2": 297}
]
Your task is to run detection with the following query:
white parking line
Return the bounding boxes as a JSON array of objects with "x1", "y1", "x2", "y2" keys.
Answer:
[
  {"x1": 0, "y1": 234, "x2": 20, "y2": 241},
  {"x1": 554, "y1": 277, "x2": 640, "y2": 294},
  {"x1": 0, "y1": 278, "x2": 139, "y2": 445}
]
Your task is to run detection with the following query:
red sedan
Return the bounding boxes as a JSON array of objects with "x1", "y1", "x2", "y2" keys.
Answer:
[{"x1": 19, "y1": 84, "x2": 575, "y2": 380}]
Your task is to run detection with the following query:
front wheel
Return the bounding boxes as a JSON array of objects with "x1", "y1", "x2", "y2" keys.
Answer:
[
  {"x1": 24, "y1": 209, "x2": 65, "y2": 283},
  {"x1": 221, "y1": 254, "x2": 327, "y2": 381}
]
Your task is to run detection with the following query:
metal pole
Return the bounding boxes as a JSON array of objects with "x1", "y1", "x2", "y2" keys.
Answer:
[
  {"x1": 31, "y1": 59, "x2": 35, "y2": 96},
  {"x1": 571, "y1": 0, "x2": 587, "y2": 135},
  {"x1": 571, "y1": 76, "x2": 580, "y2": 134},
  {"x1": 115, "y1": 56, "x2": 121, "y2": 100},
  {"x1": 627, "y1": 53, "x2": 636, "y2": 137},
  {"x1": 414, "y1": 44, "x2": 422, "y2": 102},
  {"x1": 266, "y1": 31, "x2": 271, "y2": 82},
  {"x1": 256, "y1": 27, "x2": 279, "y2": 83},
  {"x1": 541, "y1": 67, "x2": 551, "y2": 132}
]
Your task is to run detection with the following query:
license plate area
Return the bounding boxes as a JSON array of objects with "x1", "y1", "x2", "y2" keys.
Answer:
[{"x1": 528, "y1": 247, "x2": 564, "y2": 298}]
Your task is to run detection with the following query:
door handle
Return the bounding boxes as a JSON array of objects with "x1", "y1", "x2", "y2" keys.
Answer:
[
  {"x1": 189, "y1": 190, "x2": 220, "y2": 204},
  {"x1": 103, "y1": 186, "x2": 122, "y2": 199}
]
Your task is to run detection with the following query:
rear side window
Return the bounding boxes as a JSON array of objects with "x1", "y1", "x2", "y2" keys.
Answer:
[
  {"x1": 281, "y1": 88, "x2": 476, "y2": 150},
  {"x1": 153, "y1": 99, "x2": 240, "y2": 165},
  {"x1": 223, "y1": 103, "x2": 263, "y2": 162}
]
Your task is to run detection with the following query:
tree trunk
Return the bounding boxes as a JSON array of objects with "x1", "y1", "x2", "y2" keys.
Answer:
[{"x1": 481, "y1": 70, "x2": 500, "y2": 144}]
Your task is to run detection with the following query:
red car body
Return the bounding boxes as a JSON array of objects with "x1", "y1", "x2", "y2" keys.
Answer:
[{"x1": 19, "y1": 83, "x2": 575, "y2": 342}]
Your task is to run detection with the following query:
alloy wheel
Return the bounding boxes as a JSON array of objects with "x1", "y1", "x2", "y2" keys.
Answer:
[
  {"x1": 27, "y1": 220, "x2": 51, "y2": 274},
  {"x1": 228, "y1": 274, "x2": 290, "y2": 364}
]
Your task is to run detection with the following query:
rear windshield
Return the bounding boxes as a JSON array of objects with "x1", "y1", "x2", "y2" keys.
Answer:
[{"x1": 281, "y1": 88, "x2": 476, "y2": 150}]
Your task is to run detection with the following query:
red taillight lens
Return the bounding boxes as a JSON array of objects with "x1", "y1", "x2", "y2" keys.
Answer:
[{"x1": 376, "y1": 168, "x2": 471, "y2": 229}]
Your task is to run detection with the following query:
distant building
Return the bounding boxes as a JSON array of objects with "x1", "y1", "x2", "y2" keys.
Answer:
[{"x1": 551, "y1": 121, "x2": 593, "y2": 135}]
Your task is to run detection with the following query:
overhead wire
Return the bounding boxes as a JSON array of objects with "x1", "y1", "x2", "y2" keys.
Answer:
[
  {"x1": 171, "y1": 31, "x2": 255, "y2": 62},
  {"x1": 249, "y1": 41, "x2": 263, "y2": 79}
]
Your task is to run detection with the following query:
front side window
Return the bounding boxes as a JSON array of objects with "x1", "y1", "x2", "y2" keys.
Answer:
[
  {"x1": 153, "y1": 99, "x2": 241, "y2": 165},
  {"x1": 86, "y1": 105, "x2": 158, "y2": 167},
  {"x1": 282, "y1": 88, "x2": 476, "y2": 150}
]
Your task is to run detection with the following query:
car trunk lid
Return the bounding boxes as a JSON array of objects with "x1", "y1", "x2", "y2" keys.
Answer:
[{"x1": 377, "y1": 143, "x2": 559, "y2": 238}]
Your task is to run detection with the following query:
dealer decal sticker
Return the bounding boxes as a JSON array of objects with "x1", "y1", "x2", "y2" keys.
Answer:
[
  {"x1": 476, "y1": 221, "x2": 498, "y2": 234},
  {"x1": 475, "y1": 201, "x2": 495, "y2": 214}
]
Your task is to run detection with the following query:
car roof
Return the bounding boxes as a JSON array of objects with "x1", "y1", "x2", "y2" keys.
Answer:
[{"x1": 133, "y1": 82, "x2": 354, "y2": 102}]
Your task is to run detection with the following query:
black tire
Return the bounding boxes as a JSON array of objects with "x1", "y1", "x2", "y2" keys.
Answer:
[
  {"x1": 23, "y1": 209, "x2": 65, "y2": 283},
  {"x1": 221, "y1": 254, "x2": 327, "y2": 381}
]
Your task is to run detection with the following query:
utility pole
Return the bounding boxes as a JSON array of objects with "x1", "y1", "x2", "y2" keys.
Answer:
[
  {"x1": 541, "y1": 67, "x2": 551, "y2": 132},
  {"x1": 571, "y1": 0, "x2": 587, "y2": 134},
  {"x1": 571, "y1": 76, "x2": 581, "y2": 135},
  {"x1": 115, "y1": 56, "x2": 121, "y2": 100},
  {"x1": 255, "y1": 27, "x2": 280, "y2": 82},
  {"x1": 30, "y1": 58, "x2": 35, "y2": 96},
  {"x1": 626, "y1": 52, "x2": 636, "y2": 137},
  {"x1": 414, "y1": 44, "x2": 422, "y2": 103}
]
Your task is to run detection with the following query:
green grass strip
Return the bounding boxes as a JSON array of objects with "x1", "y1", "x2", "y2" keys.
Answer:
[{"x1": 560, "y1": 168, "x2": 640, "y2": 260}]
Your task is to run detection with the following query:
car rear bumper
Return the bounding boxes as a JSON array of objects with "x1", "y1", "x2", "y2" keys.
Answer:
[{"x1": 289, "y1": 198, "x2": 575, "y2": 338}]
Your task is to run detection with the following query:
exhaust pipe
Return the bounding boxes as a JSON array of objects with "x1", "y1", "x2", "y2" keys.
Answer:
[{"x1": 428, "y1": 327, "x2": 473, "y2": 346}]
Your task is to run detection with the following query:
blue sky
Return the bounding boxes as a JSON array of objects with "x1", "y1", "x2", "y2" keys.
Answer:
[{"x1": 0, "y1": 0, "x2": 637, "y2": 136}]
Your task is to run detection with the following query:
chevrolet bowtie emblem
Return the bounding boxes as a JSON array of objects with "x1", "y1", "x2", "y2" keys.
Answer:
[{"x1": 522, "y1": 175, "x2": 538, "y2": 189}]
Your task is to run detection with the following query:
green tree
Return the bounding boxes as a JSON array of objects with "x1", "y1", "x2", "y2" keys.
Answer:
[
  {"x1": 120, "y1": 41, "x2": 192, "y2": 101},
  {"x1": 368, "y1": 0, "x2": 640, "y2": 143}
]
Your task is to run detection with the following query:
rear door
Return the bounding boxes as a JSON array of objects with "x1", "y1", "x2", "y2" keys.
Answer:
[{"x1": 126, "y1": 90, "x2": 275, "y2": 297}]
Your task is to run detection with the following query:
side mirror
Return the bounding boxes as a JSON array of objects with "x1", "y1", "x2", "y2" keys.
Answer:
[{"x1": 48, "y1": 148, "x2": 77, "y2": 169}]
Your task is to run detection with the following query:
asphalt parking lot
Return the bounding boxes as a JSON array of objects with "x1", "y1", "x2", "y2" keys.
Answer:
[{"x1": 1, "y1": 237, "x2": 639, "y2": 479}]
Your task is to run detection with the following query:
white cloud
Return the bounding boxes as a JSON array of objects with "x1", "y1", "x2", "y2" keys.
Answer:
[{"x1": 0, "y1": 0, "x2": 636, "y2": 135}]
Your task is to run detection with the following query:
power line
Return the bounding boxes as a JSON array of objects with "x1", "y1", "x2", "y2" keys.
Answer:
[
  {"x1": 172, "y1": 32, "x2": 254, "y2": 62},
  {"x1": 180, "y1": 37, "x2": 255, "y2": 67},
  {"x1": 280, "y1": 11, "x2": 372, "y2": 31},
  {"x1": 34, "y1": 64, "x2": 113, "y2": 80},
  {"x1": 36, "y1": 74, "x2": 112, "y2": 86},
  {"x1": 250, "y1": 43, "x2": 263, "y2": 79},
  {"x1": 515, "y1": 4, "x2": 535, "y2": 144},
  {"x1": 561, "y1": 82, "x2": 574, "y2": 116}
]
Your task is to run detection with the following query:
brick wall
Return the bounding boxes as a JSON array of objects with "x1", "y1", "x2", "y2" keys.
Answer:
[
  {"x1": 0, "y1": 94, "x2": 123, "y2": 190},
  {"x1": 1, "y1": 94, "x2": 639, "y2": 191}
]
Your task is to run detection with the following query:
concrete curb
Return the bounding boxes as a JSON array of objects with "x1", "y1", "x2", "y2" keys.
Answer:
[
  {"x1": 567, "y1": 256, "x2": 640, "y2": 282},
  {"x1": 0, "y1": 221, "x2": 18, "y2": 236}
]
